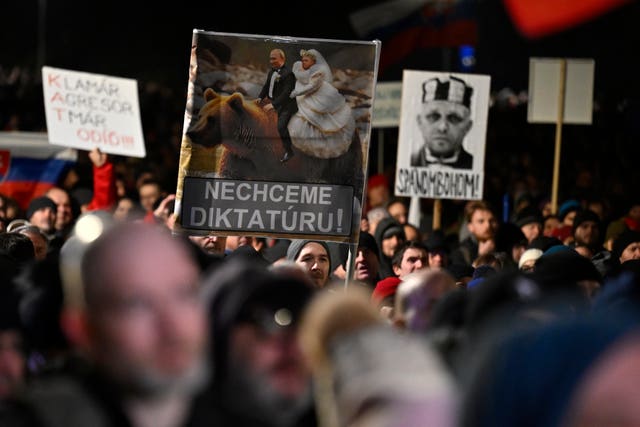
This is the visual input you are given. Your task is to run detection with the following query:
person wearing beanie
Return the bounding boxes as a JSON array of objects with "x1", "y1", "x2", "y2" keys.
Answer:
[
  {"x1": 528, "y1": 235, "x2": 563, "y2": 253},
  {"x1": 373, "y1": 217, "x2": 406, "y2": 279},
  {"x1": 203, "y1": 257, "x2": 317, "y2": 427},
  {"x1": 518, "y1": 248, "x2": 543, "y2": 272},
  {"x1": 337, "y1": 231, "x2": 380, "y2": 291},
  {"x1": 26, "y1": 196, "x2": 57, "y2": 237},
  {"x1": 558, "y1": 199, "x2": 582, "y2": 226},
  {"x1": 604, "y1": 200, "x2": 640, "y2": 251},
  {"x1": 533, "y1": 248, "x2": 602, "y2": 300},
  {"x1": 371, "y1": 276, "x2": 402, "y2": 310},
  {"x1": 514, "y1": 205, "x2": 543, "y2": 244},
  {"x1": 286, "y1": 239, "x2": 332, "y2": 288},
  {"x1": 424, "y1": 230, "x2": 450, "y2": 269},
  {"x1": 551, "y1": 199, "x2": 582, "y2": 244},
  {"x1": 365, "y1": 173, "x2": 390, "y2": 212},
  {"x1": 612, "y1": 229, "x2": 640, "y2": 265}
]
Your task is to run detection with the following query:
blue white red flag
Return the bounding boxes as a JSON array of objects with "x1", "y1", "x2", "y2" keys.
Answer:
[{"x1": 0, "y1": 132, "x2": 77, "y2": 210}]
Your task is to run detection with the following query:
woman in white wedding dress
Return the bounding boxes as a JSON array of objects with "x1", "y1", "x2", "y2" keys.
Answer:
[{"x1": 287, "y1": 49, "x2": 356, "y2": 159}]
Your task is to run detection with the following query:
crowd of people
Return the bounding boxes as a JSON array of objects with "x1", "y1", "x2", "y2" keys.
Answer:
[
  {"x1": 2, "y1": 65, "x2": 640, "y2": 426},
  {"x1": 0, "y1": 153, "x2": 640, "y2": 426}
]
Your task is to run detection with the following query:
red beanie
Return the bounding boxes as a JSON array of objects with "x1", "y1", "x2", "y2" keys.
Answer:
[
  {"x1": 367, "y1": 174, "x2": 389, "y2": 190},
  {"x1": 371, "y1": 276, "x2": 402, "y2": 306}
]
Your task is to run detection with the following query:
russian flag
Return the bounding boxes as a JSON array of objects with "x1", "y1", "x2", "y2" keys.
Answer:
[
  {"x1": 350, "y1": 0, "x2": 478, "y2": 75},
  {"x1": 0, "y1": 132, "x2": 77, "y2": 210}
]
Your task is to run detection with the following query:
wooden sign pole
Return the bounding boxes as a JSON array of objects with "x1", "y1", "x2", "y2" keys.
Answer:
[
  {"x1": 432, "y1": 199, "x2": 442, "y2": 230},
  {"x1": 550, "y1": 59, "x2": 567, "y2": 215}
]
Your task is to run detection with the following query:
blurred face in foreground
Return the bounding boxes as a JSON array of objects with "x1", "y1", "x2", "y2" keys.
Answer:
[
  {"x1": 564, "y1": 335, "x2": 640, "y2": 427},
  {"x1": 85, "y1": 225, "x2": 207, "y2": 396},
  {"x1": 229, "y1": 320, "x2": 310, "y2": 406}
]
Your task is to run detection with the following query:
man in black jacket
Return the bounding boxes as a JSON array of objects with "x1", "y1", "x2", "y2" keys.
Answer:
[{"x1": 258, "y1": 48, "x2": 298, "y2": 163}]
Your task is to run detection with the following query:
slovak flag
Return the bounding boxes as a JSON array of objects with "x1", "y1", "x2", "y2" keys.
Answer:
[{"x1": 0, "y1": 132, "x2": 77, "y2": 210}]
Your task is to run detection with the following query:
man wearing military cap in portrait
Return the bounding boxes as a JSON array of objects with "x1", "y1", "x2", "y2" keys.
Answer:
[{"x1": 411, "y1": 75, "x2": 474, "y2": 169}]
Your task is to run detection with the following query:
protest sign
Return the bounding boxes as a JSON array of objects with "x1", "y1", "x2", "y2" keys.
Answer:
[
  {"x1": 42, "y1": 66, "x2": 146, "y2": 157},
  {"x1": 394, "y1": 69, "x2": 490, "y2": 201},
  {"x1": 174, "y1": 31, "x2": 380, "y2": 243}
]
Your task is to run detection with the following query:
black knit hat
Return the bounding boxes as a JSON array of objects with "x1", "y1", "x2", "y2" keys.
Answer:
[
  {"x1": 204, "y1": 258, "x2": 314, "y2": 384},
  {"x1": 528, "y1": 236, "x2": 563, "y2": 252},
  {"x1": 515, "y1": 205, "x2": 543, "y2": 228},
  {"x1": 533, "y1": 249, "x2": 601, "y2": 294},
  {"x1": 424, "y1": 229, "x2": 448, "y2": 253},
  {"x1": 26, "y1": 196, "x2": 57, "y2": 220},
  {"x1": 612, "y1": 230, "x2": 640, "y2": 260},
  {"x1": 286, "y1": 239, "x2": 332, "y2": 273},
  {"x1": 571, "y1": 209, "x2": 600, "y2": 233},
  {"x1": 339, "y1": 232, "x2": 380, "y2": 269}
]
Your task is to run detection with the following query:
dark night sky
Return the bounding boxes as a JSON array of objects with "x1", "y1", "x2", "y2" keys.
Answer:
[{"x1": 3, "y1": 0, "x2": 640, "y2": 100}]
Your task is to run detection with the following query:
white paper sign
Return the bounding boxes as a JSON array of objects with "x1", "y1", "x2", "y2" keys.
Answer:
[
  {"x1": 42, "y1": 66, "x2": 146, "y2": 157},
  {"x1": 394, "y1": 70, "x2": 491, "y2": 201},
  {"x1": 528, "y1": 58, "x2": 595, "y2": 125}
]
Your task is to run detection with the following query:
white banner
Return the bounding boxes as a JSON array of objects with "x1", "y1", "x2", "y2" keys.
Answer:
[
  {"x1": 395, "y1": 70, "x2": 490, "y2": 200},
  {"x1": 42, "y1": 66, "x2": 146, "y2": 157}
]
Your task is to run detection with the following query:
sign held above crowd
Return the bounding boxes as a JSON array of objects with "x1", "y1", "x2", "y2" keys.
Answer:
[
  {"x1": 173, "y1": 30, "x2": 380, "y2": 244},
  {"x1": 41, "y1": 66, "x2": 146, "y2": 158},
  {"x1": 394, "y1": 69, "x2": 491, "y2": 202}
]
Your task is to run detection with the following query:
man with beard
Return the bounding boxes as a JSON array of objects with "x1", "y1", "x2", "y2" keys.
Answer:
[
  {"x1": 17, "y1": 221, "x2": 211, "y2": 427},
  {"x1": 203, "y1": 258, "x2": 317, "y2": 427},
  {"x1": 450, "y1": 200, "x2": 498, "y2": 267}
]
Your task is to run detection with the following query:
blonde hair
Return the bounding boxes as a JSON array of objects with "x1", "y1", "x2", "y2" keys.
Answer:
[{"x1": 299, "y1": 49, "x2": 316, "y2": 61}]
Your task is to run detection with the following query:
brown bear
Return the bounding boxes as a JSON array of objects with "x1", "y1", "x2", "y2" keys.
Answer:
[{"x1": 186, "y1": 88, "x2": 365, "y2": 196}]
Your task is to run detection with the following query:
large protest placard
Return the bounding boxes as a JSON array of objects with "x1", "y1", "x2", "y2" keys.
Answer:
[
  {"x1": 42, "y1": 66, "x2": 146, "y2": 157},
  {"x1": 174, "y1": 31, "x2": 380, "y2": 243},
  {"x1": 394, "y1": 70, "x2": 490, "y2": 201}
]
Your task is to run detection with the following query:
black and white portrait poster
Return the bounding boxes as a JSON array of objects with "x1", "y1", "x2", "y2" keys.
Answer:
[{"x1": 395, "y1": 70, "x2": 490, "y2": 201}]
